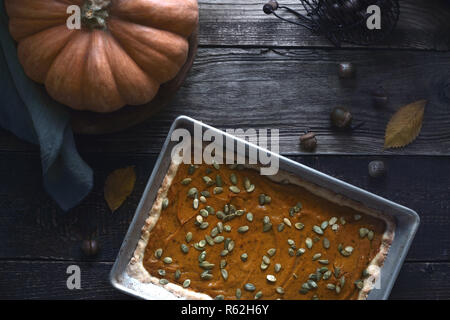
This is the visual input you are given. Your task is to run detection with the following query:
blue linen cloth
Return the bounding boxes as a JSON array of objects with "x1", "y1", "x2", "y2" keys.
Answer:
[{"x1": 0, "y1": 3, "x2": 93, "y2": 211}]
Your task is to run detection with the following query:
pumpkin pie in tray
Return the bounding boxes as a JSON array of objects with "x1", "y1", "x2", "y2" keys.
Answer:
[{"x1": 127, "y1": 160, "x2": 395, "y2": 300}]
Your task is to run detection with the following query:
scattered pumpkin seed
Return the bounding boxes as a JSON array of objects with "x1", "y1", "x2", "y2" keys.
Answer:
[
  {"x1": 215, "y1": 175, "x2": 223, "y2": 187},
  {"x1": 283, "y1": 217, "x2": 292, "y2": 227},
  {"x1": 294, "y1": 222, "x2": 304, "y2": 230},
  {"x1": 359, "y1": 228, "x2": 369, "y2": 238},
  {"x1": 321, "y1": 221, "x2": 329, "y2": 230},
  {"x1": 162, "y1": 198, "x2": 169, "y2": 210},
  {"x1": 175, "y1": 269, "x2": 181, "y2": 280},
  {"x1": 199, "y1": 261, "x2": 215, "y2": 270},
  {"x1": 236, "y1": 288, "x2": 242, "y2": 299},
  {"x1": 214, "y1": 235, "x2": 225, "y2": 243},
  {"x1": 274, "y1": 263, "x2": 281, "y2": 273},
  {"x1": 213, "y1": 187, "x2": 223, "y2": 195},
  {"x1": 267, "y1": 248, "x2": 276, "y2": 257},
  {"x1": 306, "y1": 238, "x2": 313, "y2": 249},
  {"x1": 241, "y1": 253, "x2": 248, "y2": 262},
  {"x1": 199, "y1": 222, "x2": 209, "y2": 230},
  {"x1": 193, "y1": 198, "x2": 199, "y2": 209},
  {"x1": 157, "y1": 269, "x2": 166, "y2": 277},
  {"x1": 230, "y1": 173, "x2": 237, "y2": 185},
  {"x1": 318, "y1": 259, "x2": 329, "y2": 265},
  {"x1": 200, "y1": 270, "x2": 212, "y2": 280},
  {"x1": 183, "y1": 279, "x2": 191, "y2": 288},
  {"x1": 340, "y1": 276, "x2": 346, "y2": 287},
  {"x1": 323, "y1": 238, "x2": 330, "y2": 249},
  {"x1": 259, "y1": 194, "x2": 266, "y2": 206},
  {"x1": 198, "y1": 251, "x2": 207, "y2": 263},
  {"x1": 288, "y1": 248, "x2": 295, "y2": 256},
  {"x1": 201, "y1": 190, "x2": 211, "y2": 198},
  {"x1": 264, "y1": 195, "x2": 271, "y2": 204},
  {"x1": 220, "y1": 259, "x2": 227, "y2": 269},
  {"x1": 181, "y1": 178, "x2": 192, "y2": 185},
  {"x1": 215, "y1": 295, "x2": 224, "y2": 300},
  {"x1": 312, "y1": 253, "x2": 322, "y2": 261},
  {"x1": 212, "y1": 161, "x2": 220, "y2": 170},
  {"x1": 266, "y1": 274, "x2": 276, "y2": 283},
  {"x1": 227, "y1": 240, "x2": 235, "y2": 252},
  {"x1": 335, "y1": 285, "x2": 341, "y2": 294},
  {"x1": 313, "y1": 225, "x2": 324, "y2": 235},
  {"x1": 238, "y1": 225, "x2": 249, "y2": 233},
  {"x1": 217, "y1": 222, "x2": 224, "y2": 233},
  {"x1": 199, "y1": 196, "x2": 207, "y2": 203},
  {"x1": 326, "y1": 283, "x2": 336, "y2": 290},
  {"x1": 334, "y1": 266, "x2": 341, "y2": 278},
  {"x1": 277, "y1": 223, "x2": 285, "y2": 232},
  {"x1": 307, "y1": 280, "x2": 318, "y2": 289},
  {"x1": 263, "y1": 223, "x2": 273, "y2": 232},
  {"x1": 276, "y1": 287, "x2": 285, "y2": 294},
  {"x1": 188, "y1": 164, "x2": 195, "y2": 175},
  {"x1": 205, "y1": 206, "x2": 215, "y2": 215},
  {"x1": 323, "y1": 270, "x2": 332, "y2": 280},
  {"x1": 229, "y1": 186, "x2": 240, "y2": 193},
  {"x1": 367, "y1": 230, "x2": 374, "y2": 241},
  {"x1": 262, "y1": 255, "x2": 271, "y2": 265},
  {"x1": 205, "y1": 235, "x2": 214, "y2": 246},
  {"x1": 331, "y1": 224, "x2": 339, "y2": 231},
  {"x1": 244, "y1": 283, "x2": 256, "y2": 291},
  {"x1": 221, "y1": 269, "x2": 229, "y2": 281},
  {"x1": 329, "y1": 217, "x2": 338, "y2": 225},
  {"x1": 260, "y1": 262, "x2": 269, "y2": 270},
  {"x1": 220, "y1": 249, "x2": 229, "y2": 256},
  {"x1": 181, "y1": 244, "x2": 189, "y2": 254},
  {"x1": 198, "y1": 240, "x2": 206, "y2": 248},
  {"x1": 202, "y1": 176, "x2": 214, "y2": 186},
  {"x1": 187, "y1": 187, "x2": 198, "y2": 198},
  {"x1": 296, "y1": 248, "x2": 306, "y2": 256},
  {"x1": 163, "y1": 257, "x2": 172, "y2": 264},
  {"x1": 159, "y1": 279, "x2": 169, "y2": 285},
  {"x1": 246, "y1": 212, "x2": 254, "y2": 222},
  {"x1": 246, "y1": 184, "x2": 255, "y2": 193},
  {"x1": 254, "y1": 291, "x2": 263, "y2": 299},
  {"x1": 155, "y1": 248, "x2": 163, "y2": 259},
  {"x1": 340, "y1": 217, "x2": 346, "y2": 225}
]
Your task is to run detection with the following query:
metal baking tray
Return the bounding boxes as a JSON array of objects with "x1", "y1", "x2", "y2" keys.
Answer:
[{"x1": 110, "y1": 115, "x2": 420, "y2": 300}]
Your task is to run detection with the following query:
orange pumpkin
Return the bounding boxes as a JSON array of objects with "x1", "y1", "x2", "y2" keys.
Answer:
[{"x1": 5, "y1": 0, "x2": 198, "y2": 112}]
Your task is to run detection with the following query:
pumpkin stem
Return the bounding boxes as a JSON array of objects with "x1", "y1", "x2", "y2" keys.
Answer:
[{"x1": 81, "y1": 0, "x2": 111, "y2": 30}]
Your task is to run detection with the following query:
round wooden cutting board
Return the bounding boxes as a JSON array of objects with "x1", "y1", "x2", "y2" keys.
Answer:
[{"x1": 70, "y1": 29, "x2": 198, "y2": 135}]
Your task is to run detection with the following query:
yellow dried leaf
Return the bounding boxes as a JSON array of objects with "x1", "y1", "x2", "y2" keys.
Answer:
[
  {"x1": 104, "y1": 166, "x2": 136, "y2": 212},
  {"x1": 384, "y1": 100, "x2": 426, "y2": 149}
]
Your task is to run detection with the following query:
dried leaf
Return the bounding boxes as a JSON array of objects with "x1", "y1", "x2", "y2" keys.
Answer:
[
  {"x1": 384, "y1": 100, "x2": 426, "y2": 149},
  {"x1": 104, "y1": 166, "x2": 136, "y2": 212}
]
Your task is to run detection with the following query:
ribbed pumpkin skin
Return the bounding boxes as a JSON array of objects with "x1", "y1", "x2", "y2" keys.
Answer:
[{"x1": 5, "y1": 0, "x2": 198, "y2": 113}]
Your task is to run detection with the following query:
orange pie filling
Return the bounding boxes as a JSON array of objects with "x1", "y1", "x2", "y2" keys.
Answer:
[{"x1": 135, "y1": 162, "x2": 393, "y2": 300}]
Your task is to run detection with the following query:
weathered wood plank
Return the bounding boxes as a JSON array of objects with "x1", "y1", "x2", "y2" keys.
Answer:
[
  {"x1": 0, "y1": 153, "x2": 448, "y2": 262},
  {"x1": 2, "y1": 47, "x2": 450, "y2": 155},
  {"x1": 0, "y1": 260, "x2": 447, "y2": 299},
  {"x1": 197, "y1": 0, "x2": 450, "y2": 50}
]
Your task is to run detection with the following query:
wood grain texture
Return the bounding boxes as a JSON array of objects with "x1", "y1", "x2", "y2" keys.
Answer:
[
  {"x1": 2, "y1": 47, "x2": 450, "y2": 155},
  {"x1": 0, "y1": 153, "x2": 448, "y2": 263},
  {"x1": 197, "y1": 0, "x2": 450, "y2": 50},
  {"x1": 0, "y1": 260, "x2": 448, "y2": 299}
]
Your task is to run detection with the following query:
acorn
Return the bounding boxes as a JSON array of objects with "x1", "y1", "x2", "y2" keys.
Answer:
[
  {"x1": 372, "y1": 86, "x2": 389, "y2": 107},
  {"x1": 338, "y1": 62, "x2": 356, "y2": 79},
  {"x1": 368, "y1": 160, "x2": 386, "y2": 178},
  {"x1": 300, "y1": 132, "x2": 317, "y2": 151},
  {"x1": 81, "y1": 239, "x2": 99, "y2": 257},
  {"x1": 263, "y1": 0, "x2": 278, "y2": 14},
  {"x1": 330, "y1": 107, "x2": 353, "y2": 129}
]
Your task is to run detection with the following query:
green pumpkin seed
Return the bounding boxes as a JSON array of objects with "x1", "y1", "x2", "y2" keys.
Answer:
[
  {"x1": 274, "y1": 263, "x2": 281, "y2": 273},
  {"x1": 267, "y1": 248, "x2": 276, "y2": 257},
  {"x1": 276, "y1": 287, "x2": 285, "y2": 294},
  {"x1": 198, "y1": 240, "x2": 206, "y2": 248},
  {"x1": 367, "y1": 230, "x2": 374, "y2": 241},
  {"x1": 277, "y1": 223, "x2": 285, "y2": 232},
  {"x1": 329, "y1": 217, "x2": 338, "y2": 225},
  {"x1": 345, "y1": 246, "x2": 354, "y2": 253},
  {"x1": 246, "y1": 184, "x2": 255, "y2": 193},
  {"x1": 187, "y1": 187, "x2": 198, "y2": 198},
  {"x1": 220, "y1": 249, "x2": 229, "y2": 256},
  {"x1": 212, "y1": 161, "x2": 220, "y2": 170},
  {"x1": 213, "y1": 187, "x2": 223, "y2": 194},
  {"x1": 335, "y1": 285, "x2": 341, "y2": 294},
  {"x1": 229, "y1": 186, "x2": 241, "y2": 194},
  {"x1": 236, "y1": 288, "x2": 242, "y2": 299},
  {"x1": 221, "y1": 268, "x2": 229, "y2": 281},
  {"x1": 299, "y1": 288, "x2": 308, "y2": 295},
  {"x1": 157, "y1": 269, "x2": 166, "y2": 277},
  {"x1": 199, "y1": 261, "x2": 215, "y2": 270},
  {"x1": 359, "y1": 228, "x2": 369, "y2": 238},
  {"x1": 181, "y1": 244, "x2": 189, "y2": 254},
  {"x1": 198, "y1": 251, "x2": 207, "y2": 263},
  {"x1": 323, "y1": 237, "x2": 330, "y2": 249},
  {"x1": 294, "y1": 222, "x2": 304, "y2": 230},
  {"x1": 163, "y1": 257, "x2": 172, "y2": 264},
  {"x1": 326, "y1": 283, "x2": 336, "y2": 290},
  {"x1": 321, "y1": 221, "x2": 329, "y2": 230},
  {"x1": 162, "y1": 198, "x2": 169, "y2": 210},
  {"x1": 241, "y1": 253, "x2": 248, "y2": 262},
  {"x1": 283, "y1": 218, "x2": 292, "y2": 227},
  {"x1": 227, "y1": 240, "x2": 235, "y2": 252},
  {"x1": 183, "y1": 279, "x2": 191, "y2": 288},
  {"x1": 318, "y1": 267, "x2": 328, "y2": 273},
  {"x1": 340, "y1": 217, "x2": 346, "y2": 225},
  {"x1": 288, "y1": 248, "x2": 295, "y2": 256},
  {"x1": 199, "y1": 222, "x2": 209, "y2": 230},
  {"x1": 266, "y1": 274, "x2": 276, "y2": 283},
  {"x1": 244, "y1": 177, "x2": 251, "y2": 190},
  {"x1": 296, "y1": 248, "x2": 306, "y2": 256},
  {"x1": 193, "y1": 198, "x2": 199, "y2": 209},
  {"x1": 246, "y1": 212, "x2": 254, "y2": 222},
  {"x1": 195, "y1": 215, "x2": 203, "y2": 224},
  {"x1": 340, "y1": 276, "x2": 346, "y2": 287},
  {"x1": 313, "y1": 225, "x2": 324, "y2": 235},
  {"x1": 181, "y1": 178, "x2": 192, "y2": 185},
  {"x1": 254, "y1": 291, "x2": 263, "y2": 299},
  {"x1": 159, "y1": 279, "x2": 169, "y2": 285},
  {"x1": 200, "y1": 270, "x2": 213, "y2": 280},
  {"x1": 263, "y1": 223, "x2": 273, "y2": 232},
  {"x1": 323, "y1": 270, "x2": 332, "y2": 280},
  {"x1": 224, "y1": 225, "x2": 232, "y2": 232},
  {"x1": 188, "y1": 164, "x2": 196, "y2": 175},
  {"x1": 264, "y1": 195, "x2": 271, "y2": 204},
  {"x1": 215, "y1": 174, "x2": 223, "y2": 187},
  {"x1": 201, "y1": 190, "x2": 211, "y2": 198},
  {"x1": 202, "y1": 176, "x2": 214, "y2": 186},
  {"x1": 318, "y1": 259, "x2": 329, "y2": 265},
  {"x1": 205, "y1": 205, "x2": 215, "y2": 215},
  {"x1": 210, "y1": 227, "x2": 219, "y2": 238},
  {"x1": 244, "y1": 283, "x2": 256, "y2": 291},
  {"x1": 238, "y1": 225, "x2": 249, "y2": 233},
  {"x1": 220, "y1": 259, "x2": 227, "y2": 269},
  {"x1": 200, "y1": 209, "x2": 209, "y2": 217},
  {"x1": 287, "y1": 239, "x2": 295, "y2": 247},
  {"x1": 334, "y1": 266, "x2": 341, "y2": 278},
  {"x1": 262, "y1": 255, "x2": 271, "y2": 265},
  {"x1": 260, "y1": 262, "x2": 269, "y2": 270},
  {"x1": 205, "y1": 235, "x2": 214, "y2": 246},
  {"x1": 312, "y1": 253, "x2": 322, "y2": 261},
  {"x1": 230, "y1": 173, "x2": 237, "y2": 185},
  {"x1": 306, "y1": 238, "x2": 313, "y2": 249},
  {"x1": 213, "y1": 235, "x2": 224, "y2": 243},
  {"x1": 307, "y1": 280, "x2": 318, "y2": 289},
  {"x1": 259, "y1": 194, "x2": 265, "y2": 206},
  {"x1": 301, "y1": 282, "x2": 311, "y2": 290},
  {"x1": 295, "y1": 201, "x2": 303, "y2": 211},
  {"x1": 155, "y1": 248, "x2": 163, "y2": 259},
  {"x1": 215, "y1": 295, "x2": 224, "y2": 300},
  {"x1": 174, "y1": 269, "x2": 181, "y2": 280},
  {"x1": 217, "y1": 222, "x2": 224, "y2": 233},
  {"x1": 331, "y1": 224, "x2": 339, "y2": 231}
]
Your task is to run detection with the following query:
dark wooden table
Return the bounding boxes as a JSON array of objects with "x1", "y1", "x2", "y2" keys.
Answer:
[{"x1": 1, "y1": 0, "x2": 450, "y2": 299}]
